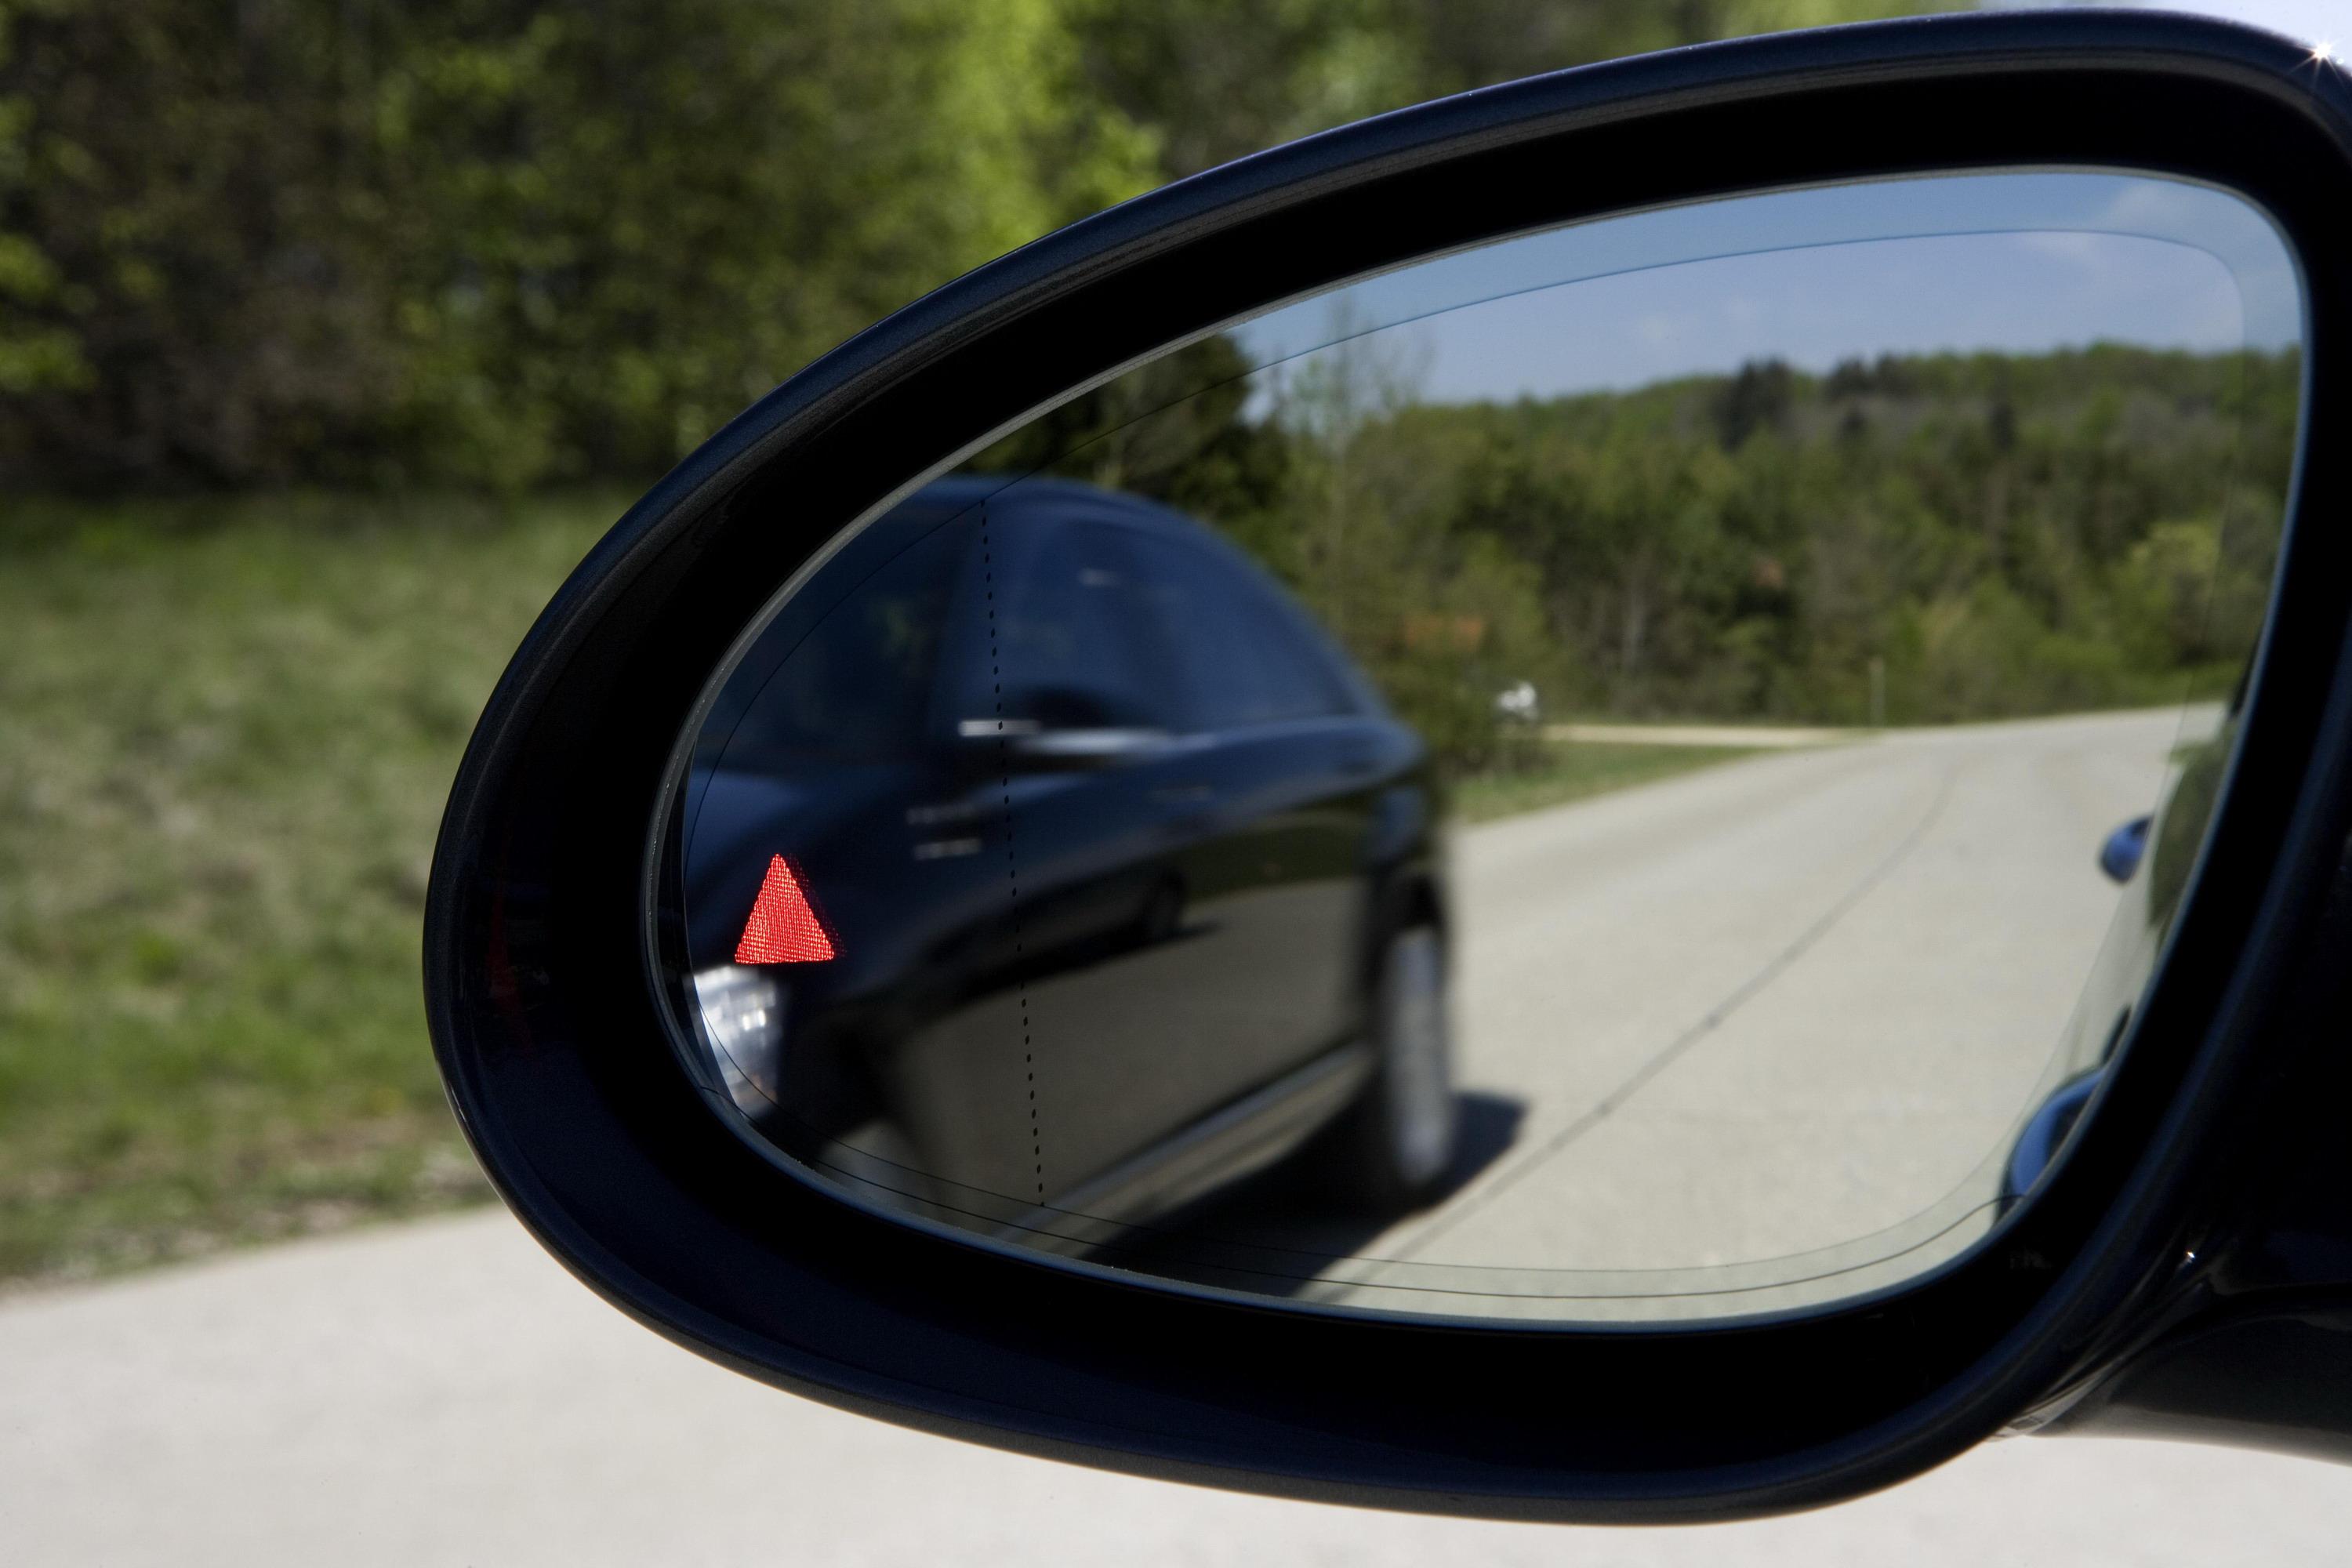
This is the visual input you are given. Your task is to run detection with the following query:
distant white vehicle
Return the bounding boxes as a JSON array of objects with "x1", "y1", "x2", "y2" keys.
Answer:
[{"x1": 1494, "y1": 680, "x2": 1541, "y2": 725}]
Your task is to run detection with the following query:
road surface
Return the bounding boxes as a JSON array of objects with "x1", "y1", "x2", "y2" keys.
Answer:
[
  {"x1": 1149, "y1": 707, "x2": 2198, "y2": 1319},
  {"x1": 3, "y1": 1205, "x2": 2347, "y2": 1566}
]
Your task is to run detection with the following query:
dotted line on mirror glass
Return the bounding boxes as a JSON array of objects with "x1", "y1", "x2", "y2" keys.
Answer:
[{"x1": 979, "y1": 503, "x2": 1044, "y2": 1200}]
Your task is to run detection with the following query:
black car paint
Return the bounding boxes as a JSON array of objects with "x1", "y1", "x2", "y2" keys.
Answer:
[
  {"x1": 677, "y1": 477, "x2": 1439, "y2": 1237},
  {"x1": 425, "y1": 13, "x2": 2352, "y2": 1522}
]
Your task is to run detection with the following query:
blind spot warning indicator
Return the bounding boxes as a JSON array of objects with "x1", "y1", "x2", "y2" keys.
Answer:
[{"x1": 735, "y1": 855, "x2": 838, "y2": 964}]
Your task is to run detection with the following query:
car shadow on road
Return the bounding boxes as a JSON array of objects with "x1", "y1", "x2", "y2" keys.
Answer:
[{"x1": 1097, "y1": 1091, "x2": 1526, "y2": 1300}]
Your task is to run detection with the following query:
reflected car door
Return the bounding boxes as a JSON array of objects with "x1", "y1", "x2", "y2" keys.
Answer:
[
  {"x1": 1119, "y1": 524, "x2": 1375, "y2": 1077},
  {"x1": 884, "y1": 511, "x2": 1261, "y2": 1205}
]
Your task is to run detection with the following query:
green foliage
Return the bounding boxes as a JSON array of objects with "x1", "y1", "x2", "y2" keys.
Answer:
[
  {"x1": 1333, "y1": 345, "x2": 2296, "y2": 740},
  {"x1": 0, "y1": 0, "x2": 1156, "y2": 488},
  {"x1": 972, "y1": 335, "x2": 1294, "y2": 517},
  {"x1": 1450, "y1": 741, "x2": 1758, "y2": 824},
  {"x1": 375, "y1": 0, "x2": 1156, "y2": 488},
  {"x1": 974, "y1": 337, "x2": 2299, "y2": 774},
  {"x1": 0, "y1": 0, "x2": 1927, "y2": 490},
  {"x1": 1067, "y1": 0, "x2": 1934, "y2": 176}
]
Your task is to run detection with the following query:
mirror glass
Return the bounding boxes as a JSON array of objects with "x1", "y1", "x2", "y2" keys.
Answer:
[{"x1": 658, "y1": 172, "x2": 2304, "y2": 1323}]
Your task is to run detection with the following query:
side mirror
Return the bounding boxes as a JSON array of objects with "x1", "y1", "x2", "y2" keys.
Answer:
[
  {"x1": 2100, "y1": 816, "x2": 2154, "y2": 884},
  {"x1": 427, "y1": 13, "x2": 2352, "y2": 1523}
]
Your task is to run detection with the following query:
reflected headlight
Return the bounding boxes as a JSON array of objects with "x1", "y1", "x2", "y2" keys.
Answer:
[{"x1": 692, "y1": 963, "x2": 786, "y2": 1115}]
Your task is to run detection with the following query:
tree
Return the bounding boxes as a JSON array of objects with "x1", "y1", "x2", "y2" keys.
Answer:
[{"x1": 0, "y1": 0, "x2": 1156, "y2": 487}]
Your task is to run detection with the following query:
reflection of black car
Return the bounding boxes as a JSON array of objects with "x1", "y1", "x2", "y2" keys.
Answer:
[{"x1": 678, "y1": 477, "x2": 1454, "y2": 1253}]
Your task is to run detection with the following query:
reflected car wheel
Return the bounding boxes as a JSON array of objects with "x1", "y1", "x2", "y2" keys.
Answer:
[{"x1": 1323, "y1": 924, "x2": 1457, "y2": 1210}]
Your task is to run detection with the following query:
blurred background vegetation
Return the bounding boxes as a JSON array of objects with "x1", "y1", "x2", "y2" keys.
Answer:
[
  {"x1": 0, "y1": 492, "x2": 616, "y2": 1277},
  {"x1": 977, "y1": 334, "x2": 2297, "y2": 768},
  {"x1": 31, "y1": 0, "x2": 2259, "y2": 1283},
  {"x1": 0, "y1": 0, "x2": 1911, "y2": 491}
]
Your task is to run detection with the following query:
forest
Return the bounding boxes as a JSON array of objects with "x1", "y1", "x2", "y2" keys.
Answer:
[
  {"x1": 974, "y1": 336, "x2": 2300, "y2": 766},
  {"x1": 0, "y1": 0, "x2": 1918, "y2": 492}
]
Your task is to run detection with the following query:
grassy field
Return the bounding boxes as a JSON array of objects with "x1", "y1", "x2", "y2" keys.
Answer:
[
  {"x1": 1451, "y1": 742, "x2": 1757, "y2": 824},
  {"x1": 0, "y1": 494, "x2": 621, "y2": 1283},
  {"x1": 0, "y1": 495, "x2": 1778, "y2": 1287}
]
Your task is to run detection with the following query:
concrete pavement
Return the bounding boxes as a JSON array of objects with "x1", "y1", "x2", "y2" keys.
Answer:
[
  {"x1": 1169, "y1": 708, "x2": 2196, "y2": 1319},
  {"x1": 3, "y1": 1205, "x2": 2347, "y2": 1566}
]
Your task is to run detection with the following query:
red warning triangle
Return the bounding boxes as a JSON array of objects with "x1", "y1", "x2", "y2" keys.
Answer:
[{"x1": 735, "y1": 854, "x2": 837, "y2": 964}]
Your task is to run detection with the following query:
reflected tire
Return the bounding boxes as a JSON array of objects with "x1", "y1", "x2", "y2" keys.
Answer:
[{"x1": 1322, "y1": 924, "x2": 1458, "y2": 1211}]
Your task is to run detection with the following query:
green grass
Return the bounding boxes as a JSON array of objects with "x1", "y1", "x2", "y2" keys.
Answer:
[
  {"x1": 1450, "y1": 742, "x2": 1760, "y2": 825},
  {"x1": 0, "y1": 492, "x2": 621, "y2": 1284}
]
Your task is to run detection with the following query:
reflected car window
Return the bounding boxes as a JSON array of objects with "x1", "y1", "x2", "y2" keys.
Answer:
[
  {"x1": 734, "y1": 519, "x2": 967, "y2": 768},
  {"x1": 1125, "y1": 532, "x2": 1352, "y2": 730},
  {"x1": 1000, "y1": 521, "x2": 1173, "y2": 732}
]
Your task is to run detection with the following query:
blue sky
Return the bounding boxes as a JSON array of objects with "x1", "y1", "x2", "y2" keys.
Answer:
[
  {"x1": 1229, "y1": 172, "x2": 2300, "y2": 410},
  {"x1": 1401, "y1": 230, "x2": 2244, "y2": 404}
]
